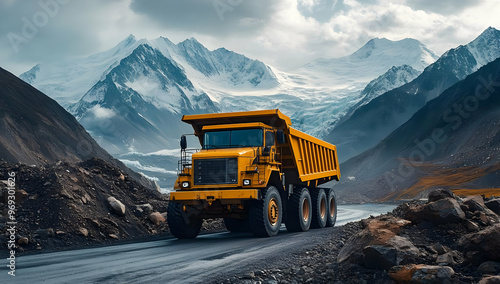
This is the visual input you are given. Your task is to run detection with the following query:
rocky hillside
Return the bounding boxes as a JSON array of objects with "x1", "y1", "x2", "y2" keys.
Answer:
[
  {"x1": 215, "y1": 189, "x2": 500, "y2": 283},
  {"x1": 333, "y1": 55, "x2": 500, "y2": 203},
  {"x1": 0, "y1": 159, "x2": 169, "y2": 253}
]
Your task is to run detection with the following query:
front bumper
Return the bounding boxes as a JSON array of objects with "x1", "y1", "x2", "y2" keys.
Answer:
[{"x1": 169, "y1": 189, "x2": 261, "y2": 205}]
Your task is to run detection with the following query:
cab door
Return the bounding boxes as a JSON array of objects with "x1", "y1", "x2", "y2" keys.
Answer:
[{"x1": 265, "y1": 130, "x2": 276, "y2": 163}]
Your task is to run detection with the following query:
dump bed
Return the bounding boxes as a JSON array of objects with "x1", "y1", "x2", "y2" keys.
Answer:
[
  {"x1": 286, "y1": 128, "x2": 340, "y2": 183},
  {"x1": 182, "y1": 109, "x2": 340, "y2": 184}
]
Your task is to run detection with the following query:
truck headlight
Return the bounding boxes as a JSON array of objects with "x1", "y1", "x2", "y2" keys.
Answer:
[
  {"x1": 243, "y1": 179, "x2": 251, "y2": 186},
  {"x1": 181, "y1": 181, "x2": 190, "y2": 188}
]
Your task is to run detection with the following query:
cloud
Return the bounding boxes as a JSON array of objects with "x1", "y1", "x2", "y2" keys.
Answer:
[
  {"x1": 405, "y1": 0, "x2": 483, "y2": 15},
  {"x1": 0, "y1": 0, "x2": 128, "y2": 73},
  {"x1": 129, "y1": 0, "x2": 281, "y2": 36},
  {"x1": 0, "y1": 0, "x2": 498, "y2": 75},
  {"x1": 92, "y1": 105, "x2": 116, "y2": 119}
]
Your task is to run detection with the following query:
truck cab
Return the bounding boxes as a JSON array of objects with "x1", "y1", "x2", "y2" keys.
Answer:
[{"x1": 168, "y1": 109, "x2": 340, "y2": 238}]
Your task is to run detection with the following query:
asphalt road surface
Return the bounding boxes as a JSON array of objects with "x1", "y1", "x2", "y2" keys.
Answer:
[{"x1": 2, "y1": 204, "x2": 397, "y2": 284}]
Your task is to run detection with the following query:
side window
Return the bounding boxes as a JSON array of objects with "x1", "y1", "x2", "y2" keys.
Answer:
[{"x1": 265, "y1": 131, "x2": 275, "y2": 147}]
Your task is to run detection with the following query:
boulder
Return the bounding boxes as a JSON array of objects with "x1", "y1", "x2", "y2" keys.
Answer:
[
  {"x1": 133, "y1": 206, "x2": 144, "y2": 217},
  {"x1": 404, "y1": 198, "x2": 465, "y2": 225},
  {"x1": 338, "y1": 216, "x2": 414, "y2": 266},
  {"x1": 15, "y1": 189, "x2": 29, "y2": 203},
  {"x1": 17, "y1": 236, "x2": 29, "y2": 245},
  {"x1": 389, "y1": 264, "x2": 454, "y2": 284},
  {"x1": 464, "y1": 196, "x2": 499, "y2": 223},
  {"x1": 107, "y1": 196, "x2": 126, "y2": 216},
  {"x1": 138, "y1": 203, "x2": 153, "y2": 214},
  {"x1": 428, "y1": 189, "x2": 458, "y2": 202},
  {"x1": 411, "y1": 265, "x2": 455, "y2": 284},
  {"x1": 431, "y1": 243, "x2": 450, "y2": 255},
  {"x1": 465, "y1": 198, "x2": 486, "y2": 213},
  {"x1": 464, "y1": 220, "x2": 480, "y2": 232},
  {"x1": 477, "y1": 261, "x2": 500, "y2": 274},
  {"x1": 479, "y1": 276, "x2": 500, "y2": 284},
  {"x1": 459, "y1": 224, "x2": 500, "y2": 262},
  {"x1": 149, "y1": 212, "x2": 166, "y2": 225},
  {"x1": 363, "y1": 245, "x2": 397, "y2": 270},
  {"x1": 78, "y1": 227, "x2": 88, "y2": 237},
  {"x1": 436, "y1": 251, "x2": 459, "y2": 266},
  {"x1": 485, "y1": 199, "x2": 500, "y2": 216}
]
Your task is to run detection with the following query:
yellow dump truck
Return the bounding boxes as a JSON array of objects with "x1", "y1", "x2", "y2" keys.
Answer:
[{"x1": 168, "y1": 109, "x2": 340, "y2": 238}]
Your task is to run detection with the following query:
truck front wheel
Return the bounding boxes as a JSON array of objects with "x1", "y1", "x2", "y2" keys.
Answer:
[
  {"x1": 249, "y1": 186, "x2": 282, "y2": 237},
  {"x1": 285, "y1": 187, "x2": 312, "y2": 232},
  {"x1": 167, "y1": 202, "x2": 202, "y2": 239}
]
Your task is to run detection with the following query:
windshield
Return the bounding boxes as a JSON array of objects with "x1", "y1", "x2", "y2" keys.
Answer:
[{"x1": 203, "y1": 129, "x2": 263, "y2": 149}]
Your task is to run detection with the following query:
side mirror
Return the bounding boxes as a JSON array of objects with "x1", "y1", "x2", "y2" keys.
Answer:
[
  {"x1": 180, "y1": 135, "x2": 187, "y2": 150},
  {"x1": 277, "y1": 130, "x2": 286, "y2": 144}
]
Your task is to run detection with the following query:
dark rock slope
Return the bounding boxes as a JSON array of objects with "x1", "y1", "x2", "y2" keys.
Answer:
[
  {"x1": 334, "y1": 55, "x2": 500, "y2": 203},
  {"x1": 0, "y1": 67, "x2": 112, "y2": 166}
]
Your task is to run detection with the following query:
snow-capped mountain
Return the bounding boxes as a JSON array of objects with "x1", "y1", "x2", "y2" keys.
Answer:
[
  {"x1": 20, "y1": 35, "x2": 145, "y2": 108},
  {"x1": 326, "y1": 27, "x2": 500, "y2": 162},
  {"x1": 298, "y1": 38, "x2": 437, "y2": 86},
  {"x1": 19, "y1": 34, "x2": 440, "y2": 189},
  {"x1": 333, "y1": 64, "x2": 421, "y2": 127},
  {"x1": 360, "y1": 65, "x2": 421, "y2": 105},
  {"x1": 71, "y1": 44, "x2": 218, "y2": 154},
  {"x1": 152, "y1": 37, "x2": 278, "y2": 90}
]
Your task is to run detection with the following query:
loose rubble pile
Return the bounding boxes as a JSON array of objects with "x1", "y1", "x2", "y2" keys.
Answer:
[
  {"x1": 222, "y1": 189, "x2": 500, "y2": 284},
  {"x1": 0, "y1": 158, "x2": 224, "y2": 254}
]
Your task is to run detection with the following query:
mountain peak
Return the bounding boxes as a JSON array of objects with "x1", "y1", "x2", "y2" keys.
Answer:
[
  {"x1": 348, "y1": 37, "x2": 438, "y2": 70},
  {"x1": 119, "y1": 34, "x2": 137, "y2": 47},
  {"x1": 474, "y1": 26, "x2": 500, "y2": 41},
  {"x1": 466, "y1": 26, "x2": 500, "y2": 67}
]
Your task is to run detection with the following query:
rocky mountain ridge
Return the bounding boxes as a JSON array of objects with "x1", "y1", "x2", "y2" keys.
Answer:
[{"x1": 326, "y1": 27, "x2": 500, "y2": 162}]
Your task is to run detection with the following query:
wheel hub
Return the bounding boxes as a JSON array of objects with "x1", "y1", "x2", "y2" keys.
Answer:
[
  {"x1": 302, "y1": 199, "x2": 310, "y2": 222},
  {"x1": 268, "y1": 198, "x2": 279, "y2": 226},
  {"x1": 320, "y1": 198, "x2": 326, "y2": 219},
  {"x1": 329, "y1": 198, "x2": 335, "y2": 218}
]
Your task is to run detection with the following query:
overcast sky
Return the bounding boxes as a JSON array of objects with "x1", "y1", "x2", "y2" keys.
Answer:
[{"x1": 1, "y1": 0, "x2": 499, "y2": 75}]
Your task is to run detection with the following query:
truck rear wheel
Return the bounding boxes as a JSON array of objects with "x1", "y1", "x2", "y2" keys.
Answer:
[
  {"x1": 249, "y1": 186, "x2": 282, "y2": 237},
  {"x1": 285, "y1": 187, "x2": 312, "y2": 232},
  {"x1": 326, "y1": 189, "x2": 337, "y2": 227},
  {"x1": 167, "y1": 202, "x2": 202, "y2": 239},
  {"x1": 223, "y1": 218, "x2": 249, "y2": 233},
  {"x1": 310, "y1": 188, "x2": 327, "y2": 229}
]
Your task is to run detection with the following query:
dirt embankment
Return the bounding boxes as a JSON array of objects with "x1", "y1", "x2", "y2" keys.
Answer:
[
  {"x1": 0, "y1": 158, "x2": 224, "y2": 255},
  {"x1": 216, "y1": 189, "x2": 500, "y2": 284}
]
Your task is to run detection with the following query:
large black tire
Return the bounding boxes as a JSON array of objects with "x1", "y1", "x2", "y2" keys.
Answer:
[
  {"x1": 167, "y1": 202, "x2": 202, "y2": 239},
  {"x1": 326, "y1": 189, "x2": 337, "y2": 227},
  {"x1": 285, "y1": 187, "x2": 312, "y2": 232},
  {"x1": 249, "y1": 186, "x2": 282, "y2": 237},
  {"x1": 310, "y1": 188, "x2": 328, "y2": 229},
  {"x1": 223, "y1": 218, "x2": 249, "y2": 233}
]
